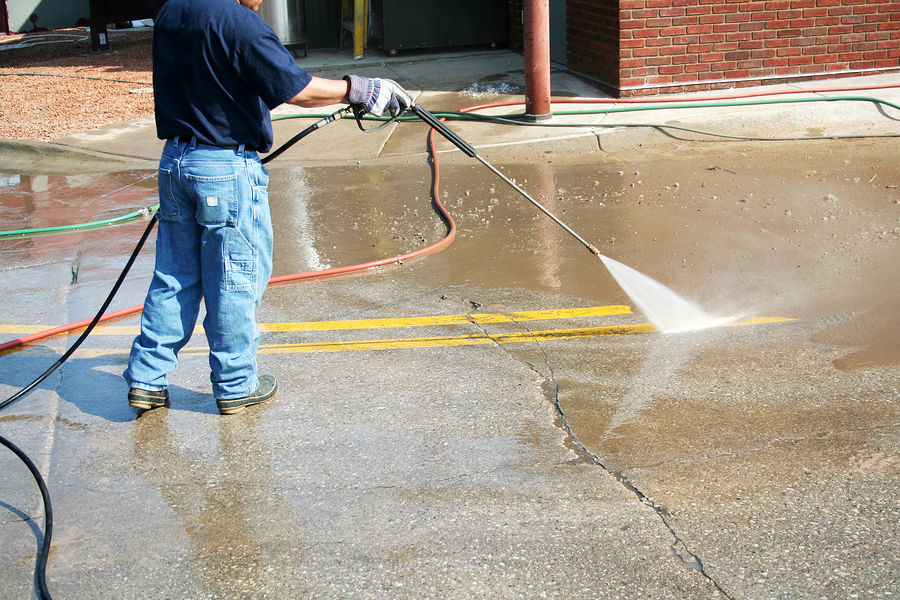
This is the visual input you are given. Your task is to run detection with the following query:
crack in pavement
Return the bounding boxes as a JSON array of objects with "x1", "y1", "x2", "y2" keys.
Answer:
[{"x1": 459, "y1": 305, "x2": 735, "y2": 598}]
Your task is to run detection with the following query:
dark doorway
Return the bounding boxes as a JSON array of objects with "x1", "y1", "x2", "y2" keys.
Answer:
[{"x1": 306, "y1": 0, "x2": 341, "y2": 49}]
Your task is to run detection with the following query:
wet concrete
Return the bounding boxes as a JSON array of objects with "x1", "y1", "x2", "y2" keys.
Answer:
[
  {"x1": 2, "y1": 64, "x2": 900, "y2": 598},
  {"x1": 262, "y1": 135, "x2": 900, "y2": 598}
]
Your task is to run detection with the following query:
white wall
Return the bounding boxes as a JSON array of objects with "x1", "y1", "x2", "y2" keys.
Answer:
[{"x1": 7, "y1": 0, "x2": 91, "y2": 33}]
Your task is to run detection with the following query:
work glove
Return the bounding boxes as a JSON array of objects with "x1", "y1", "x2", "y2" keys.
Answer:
[{"x1": 344, "y1": 75, "x2": 412, "y2": 117}]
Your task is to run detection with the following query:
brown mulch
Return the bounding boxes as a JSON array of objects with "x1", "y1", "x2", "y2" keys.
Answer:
[{"x1": 0, "y1": 28, "x2": 155, "y2": 141}]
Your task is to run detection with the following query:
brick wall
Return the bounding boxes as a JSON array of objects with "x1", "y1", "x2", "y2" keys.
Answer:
[
  {"x1": 567, "y1": 0, "x2": 621, "y2": 92},
  {"x1": 569, "y1": 0, "x2": 900, "y2": 97}
]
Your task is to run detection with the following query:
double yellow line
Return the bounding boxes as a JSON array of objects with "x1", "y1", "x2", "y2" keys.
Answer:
[{"x1": 1, "y1": 306, "x2": 791, "y2": 357}]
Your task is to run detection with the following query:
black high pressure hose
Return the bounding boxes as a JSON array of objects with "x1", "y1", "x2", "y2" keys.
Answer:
[{"x1": 0, "y1": 107, "x2": 351, "y2": 600}]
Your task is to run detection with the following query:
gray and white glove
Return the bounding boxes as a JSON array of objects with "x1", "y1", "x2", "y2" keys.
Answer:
[{"x1": 344, "y1": 75, "x2": 412, "y2": 117}]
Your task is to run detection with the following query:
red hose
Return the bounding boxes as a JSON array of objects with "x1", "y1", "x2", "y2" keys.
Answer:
[
  {"x1": 3, "y1": 79, "x2": 895, "y2": 353},
  {"x1": 269, "y1": 121, "x2": 456, "y2": 284}
]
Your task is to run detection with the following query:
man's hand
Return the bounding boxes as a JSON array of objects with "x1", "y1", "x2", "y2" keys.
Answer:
[{"x1": 344, "y1": 75, "x2": 412, "y2": 117}]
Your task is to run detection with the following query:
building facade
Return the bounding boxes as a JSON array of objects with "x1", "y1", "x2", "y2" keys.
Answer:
[{"x1": 510, "y1": 0, "x2": 900, "y2": 97}]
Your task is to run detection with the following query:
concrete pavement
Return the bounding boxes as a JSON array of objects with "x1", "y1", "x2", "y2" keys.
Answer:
[{"x1": 1, "y1": 47, "x2": 899, "y2": 599}]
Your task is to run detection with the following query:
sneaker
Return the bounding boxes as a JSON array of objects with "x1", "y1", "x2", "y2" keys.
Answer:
[
  {"x1": 216, "y1": 375, "x2": 278, "y2": 415},
  {"x1": 128, "y1": 387, "x2": 169, "y2": 411}
]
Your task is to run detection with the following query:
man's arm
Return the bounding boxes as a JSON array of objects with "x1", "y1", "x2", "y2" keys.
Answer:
[
  {"x1": 285, "y1": 75, "x2": 411, "y2": 117},
  {"x1": 286, "y1": 76, "x2": 351, "y2": 108}
]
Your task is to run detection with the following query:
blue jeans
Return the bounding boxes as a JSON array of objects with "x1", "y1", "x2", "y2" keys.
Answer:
[{"x1": 125, "y1": 138, "x2": 273, "y2": 400}]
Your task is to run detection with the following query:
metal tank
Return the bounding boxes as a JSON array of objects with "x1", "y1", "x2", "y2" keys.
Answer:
[{"x1": 257, "y1": 0, "x2": 307, "y2": 47}]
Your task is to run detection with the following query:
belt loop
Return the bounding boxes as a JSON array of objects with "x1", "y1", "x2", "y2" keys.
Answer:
[
  {"x1": 189, "y1": 136, "x2": 198, "y2": 150},
  {"x1": 237, "y1": 143, "x2": 246, "y2": 154},
  {"x1": 172, "y1": 135, "x2": 181, "y2": 146}
]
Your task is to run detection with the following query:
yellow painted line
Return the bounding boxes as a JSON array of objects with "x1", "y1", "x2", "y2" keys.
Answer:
[
  {"x1": 66, "y1": 315, "x2": 794, "y2": 358},
  {"x1": 258, "y1": 305, "x2": 633, "y2": 331},
  {"x1": 254, "y1": 323, "x2": 658, "y2": 354},
  {"x1": 253, "y1": 316, "x2": 793, "y2": 354},
  {"x1": 281, "y1": 325, "x2": 643, "y2": 353},
  {"x1": 0, "y1": 306, "x2": 631, "y2": 336}
]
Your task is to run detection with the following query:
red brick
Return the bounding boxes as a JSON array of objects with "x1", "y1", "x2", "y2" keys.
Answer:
[
  {"x1": 790, "y1": 18, "x2": 815, "y2": 28},
  {"x1": 700, "y1": 33, "x2": 727, "y2": 43},
  {"x1": 688, "y1": 43, "x2": 713, "y2": 53},
  {"x1": 863, "y1": 49, "x2": 889, "y2": 59},
  {"x1": 633, "y1": 47, "x2": 659, "y2": 57},
  {"x1": 788, "y1": 55, "x2": 814, "y2": 65},
  {"x1": 674, "y1": 72, "x2": 701, "y2": 83},
  {"x1": 714, "y1": 23, "x2": 741, "y2": 33},
  {"x1": 739, "y1": 2, "x2": 766, "y2": 13},
  {"x1": 802, "y1": 26, "x2": 828, "y2": 37},
  {"x1": 687, "y1": 23, "x2": 714, "y2": 35},
  {"x1": 646, "y1": 36, "x2": 674, "y2": 47},
  {"x1": 660, "y1": 7, "x2": 687, "y2": 17},
  {"x1": 725, "y1": 50, "x2": 751, "y2": 60},
  {"x1": 741, "y1": 39, "x2": 766, "y2": 50},
  {"x1": 673, "y1": 53, "x2": 699, "y2": 64},
  {"x1": 803, "y1": 7, "x2": 828, "y2": 18},
  {"x1": 710, "y1": 60, "x2": 738, "y2": 70},
  {"x1": 700, "y1": 52, "x2": 726, "y2": 62},
  {"x1": 620, "y1": 38, "x2": 646, "y2": 49},
  {"x1": 646, "y1": 56, "x2": 673, "y2": 66},
  {"x1": 813, "y1": 53, "x2": 839, "y2": 63},
  {"x1": 726, "y1": 13, "x2": 752, "y2": 23},
  {"x1": 686, "y1": 6, "x2": 713, "y2": 16},
  {"x1": 751, "y1": 47, "x2": 777, "y2": 58},
  {"x1": 660, "y1": 44, "x2": 690, "y2": 55},
  {"x1": 658, "y1": 65, "x2": 684, "y2": 75},
  {"x1": 660, "y1": 26, "x2": 688, "y2": 36},
  {"x1": 740, "y1": 21, "x2": 767, "y2": 31},
  {"x1": 853, "y1": 5, "x2": 879, "y2": 16},
  {"x1": 619, "y1": 58, "x2": 646, "y2": 69}
]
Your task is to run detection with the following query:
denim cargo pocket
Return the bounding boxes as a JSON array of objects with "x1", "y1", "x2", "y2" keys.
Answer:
[
  {"x1": 157, "y1": 167, "x2": 181, "y2": 220},
  {"x1": 185, "y1": 172, "x2": 238, "y2": 226},
  {"x1": 224, "y1": 227, "x2": 256, "y2": 292}
]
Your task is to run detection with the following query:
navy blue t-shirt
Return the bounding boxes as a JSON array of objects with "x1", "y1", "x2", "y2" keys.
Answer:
[{"x1": 153, "y1": 0, "x2": 312, "y2": 153}]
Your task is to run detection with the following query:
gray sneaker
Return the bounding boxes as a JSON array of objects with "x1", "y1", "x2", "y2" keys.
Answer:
[
  {"x1": 216, "y1": 375, "x2": 278, "y2": 415},
  {"x1": 128, "y1": 388, "x2": 169, "y2": 411}
]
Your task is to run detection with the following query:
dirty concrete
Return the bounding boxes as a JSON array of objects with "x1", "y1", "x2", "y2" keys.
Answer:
[{"x1": 1, "y1": 49, "x2": 900, "y2": 600}]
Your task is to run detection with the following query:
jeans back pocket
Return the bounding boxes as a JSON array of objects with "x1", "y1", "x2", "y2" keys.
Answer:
[{"x1": 185, "y1": 172, "x2": 239, "y2": 227}]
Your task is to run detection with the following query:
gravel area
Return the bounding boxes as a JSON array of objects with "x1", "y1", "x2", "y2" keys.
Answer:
[{"x1": 0, "y1": 28, "x2": 154, "y2": 142}]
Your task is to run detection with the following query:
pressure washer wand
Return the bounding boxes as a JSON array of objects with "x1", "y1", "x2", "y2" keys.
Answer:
[{"x1": 411, "y1": 104, "x2": 601, "y2": 256}]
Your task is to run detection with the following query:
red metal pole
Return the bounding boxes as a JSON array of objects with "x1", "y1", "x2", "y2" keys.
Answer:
[{"x1": 523, "y1": 0, "x2": 551, "y2": 120}]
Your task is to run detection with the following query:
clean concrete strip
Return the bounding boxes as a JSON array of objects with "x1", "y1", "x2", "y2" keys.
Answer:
[{"x1": 0, "y1": 137, "x2": 155, "y2": 173}]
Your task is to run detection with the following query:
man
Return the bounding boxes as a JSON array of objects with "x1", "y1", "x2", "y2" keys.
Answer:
[{"x1": 124, "y1": 0, "x2": 411, "y2": 415}]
